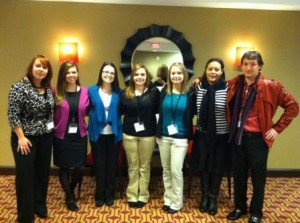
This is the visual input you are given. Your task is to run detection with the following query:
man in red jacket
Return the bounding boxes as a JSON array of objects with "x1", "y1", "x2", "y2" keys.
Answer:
[{"x1": 226, "y1": 51, "x2": 299, "y2": 223}]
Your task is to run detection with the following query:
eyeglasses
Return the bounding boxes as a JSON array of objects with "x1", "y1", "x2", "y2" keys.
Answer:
[{"x1": 102, "y1": 70, "x2": 115, "y2": 75}]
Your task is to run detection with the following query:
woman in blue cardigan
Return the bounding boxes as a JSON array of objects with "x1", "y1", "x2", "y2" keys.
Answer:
[{"x1": 88, "y1": 62, "x2": 122, "y2": 207}]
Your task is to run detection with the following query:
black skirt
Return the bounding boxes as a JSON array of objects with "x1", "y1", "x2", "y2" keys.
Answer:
[
  {"x1": 53, "y1": 133, "x2": 87, "y2": 168},
  {"x1": 191, "y1": 131, "x2": 231, "y2": 174}
]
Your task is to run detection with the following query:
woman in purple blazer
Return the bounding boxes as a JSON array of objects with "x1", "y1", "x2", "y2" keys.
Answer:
[{"x1": 53, "y1": 61, "x2": 89, "y2": 211}]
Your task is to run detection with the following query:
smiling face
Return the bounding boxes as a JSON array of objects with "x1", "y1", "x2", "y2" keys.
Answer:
[
  {"x1": 65, "y1": 66, "x2": 78, "y2": 85},
  {"x1": 133, "y1": 67, "x2": 147, "y2": 87},
  {"x1": 205, "y1": 61, "x2": 223, "y2": 85},
  {"x1": 170, "y1": 65, "x2": 184, "y2": 84},
  {"x1": 101, "y1": 65, "x2": 115, "y2": 84},
  {"x1": 32, "y1": 58, "x2": 48, "y2": 84}
]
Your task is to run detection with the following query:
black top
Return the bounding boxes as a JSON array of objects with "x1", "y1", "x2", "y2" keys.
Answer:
[
  {"x1": 119, "y1": 83, "x2": 159, "y2": 137},
  {"x1": 66, "y1": 91, "x2": 80, "y2": 125}
]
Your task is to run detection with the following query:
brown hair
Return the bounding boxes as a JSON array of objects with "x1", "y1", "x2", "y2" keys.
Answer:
[
  {"x1": 124, "y1": 63, "x2": 152, "y2": 99},
  {"x1": 96, "y1": 62, "x2": 120, "y2": 92},
  {"x1": 55, "y1": 61, "x2": 80, "y2": 104},
  {"x1": 26, "y1": 54, "x2": 53, "y2": 88}
]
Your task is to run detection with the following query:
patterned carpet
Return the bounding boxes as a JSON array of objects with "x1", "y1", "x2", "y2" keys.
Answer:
[{"x1": 0, "y1": 175, "x2": 300, "y2": 223}]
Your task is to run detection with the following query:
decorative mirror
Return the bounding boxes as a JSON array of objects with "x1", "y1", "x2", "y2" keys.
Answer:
[
  {"x1": 132, "y1": 37, "x2": 183, "y2": 79},
  {"x1": 120, "y1": 24, "x2": 195, "y2": 83}
]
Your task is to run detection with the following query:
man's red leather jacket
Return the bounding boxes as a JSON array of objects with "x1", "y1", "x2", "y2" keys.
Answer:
[{"x1": 227, "y1": 74, "x2": 299, "y2": 148}]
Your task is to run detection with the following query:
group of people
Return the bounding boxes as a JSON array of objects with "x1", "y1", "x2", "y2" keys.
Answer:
[{"x1": 7, "y1": 51, "x2": 298, "y2": 223}]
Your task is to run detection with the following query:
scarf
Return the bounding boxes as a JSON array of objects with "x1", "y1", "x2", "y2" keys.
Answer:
[
  {"x1": 228, "y1": 74, "x2": 260, "y2": 145},
  {"x1": 198, "y1": 78, "x2": 226, "y2": 147}
]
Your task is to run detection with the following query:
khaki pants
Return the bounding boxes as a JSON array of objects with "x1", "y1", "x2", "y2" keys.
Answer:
[
  {"x1": 157, "y1": 136, "x2": 188, "y2": 210},
  {"x1": 123, "y1": 133, "x2": 156, "y2": 203}
]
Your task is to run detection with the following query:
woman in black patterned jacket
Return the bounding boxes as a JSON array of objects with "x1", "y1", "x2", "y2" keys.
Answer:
[{"x1": 7, "y1": 55, "x2": 54, "y2": 223}]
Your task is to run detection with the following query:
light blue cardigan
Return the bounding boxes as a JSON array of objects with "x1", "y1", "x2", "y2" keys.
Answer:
[{"x1": 88, "y1": 84, "x2": 122, "y2": 143}]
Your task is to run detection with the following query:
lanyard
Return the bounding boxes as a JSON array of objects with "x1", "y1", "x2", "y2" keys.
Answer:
[
  {"x1": 170, "y1": 93, "x2": 182, "y2": 124},
  {"x1": 66, "y1": 86, "x2": 79, "y2": 122},
  {"x1": 135, "y1": 88, "x2": 146, "y2": 123}
]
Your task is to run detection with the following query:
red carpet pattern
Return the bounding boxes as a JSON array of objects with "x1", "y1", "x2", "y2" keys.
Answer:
[{"x1": 0, "y1": 175, "x2": 300, "y2": 222}]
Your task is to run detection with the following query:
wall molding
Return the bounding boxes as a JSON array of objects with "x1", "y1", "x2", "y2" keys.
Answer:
[{"x1": 0, "y1": 167, "x2": 299, "y2": 177}]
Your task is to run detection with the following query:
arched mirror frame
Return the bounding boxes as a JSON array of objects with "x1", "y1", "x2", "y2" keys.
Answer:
[{"x1": 120, "y1": 24, "x2": 195, "y2": 82}]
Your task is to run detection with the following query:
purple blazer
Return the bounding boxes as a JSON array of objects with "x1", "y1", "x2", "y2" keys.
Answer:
[{"x1": 53, "y1": 86, "x2": 90, "y2": 139}]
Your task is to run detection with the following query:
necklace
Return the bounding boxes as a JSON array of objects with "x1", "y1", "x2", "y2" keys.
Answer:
[{"x1": 101, "y1": 87, "x2": 112, "y2": 94}]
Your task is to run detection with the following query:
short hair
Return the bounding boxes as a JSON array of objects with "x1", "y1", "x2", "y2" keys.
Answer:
[
  {"x1": 26, "y1": 55, "x2": 53, "y2": 88},
  {"x1": 241, "y1": 51, "x2": 264, "y2": 66}
]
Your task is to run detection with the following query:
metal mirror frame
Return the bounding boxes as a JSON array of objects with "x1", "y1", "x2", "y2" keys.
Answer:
[{"x1": 120, "y1": 24, "x2": 195, "y2": 82}]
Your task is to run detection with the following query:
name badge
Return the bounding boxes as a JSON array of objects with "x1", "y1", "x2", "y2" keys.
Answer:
[
  {"x1": 134, "y1": 122, "x2": 145, "y2": 132},
  {"x1": 167, "y1": 124, "x2": 178, "y2": 135},
  {"x1": 68, "y1": 123, "x2": 78, "y2": 134},
  {"x1": 46, "y1": 121, "x2": 54, "y2": 130},
  {"x1": 237, "y1": 120, "x2": 241, "y2": 128}
]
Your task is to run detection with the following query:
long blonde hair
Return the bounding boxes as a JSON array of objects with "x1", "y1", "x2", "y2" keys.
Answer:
[
  {"x1": 124, "y1": 63, "x2": 151, "y2": 99},
  {"x1": 166, "y1": 62, "x2": 189, "y2": 94}
]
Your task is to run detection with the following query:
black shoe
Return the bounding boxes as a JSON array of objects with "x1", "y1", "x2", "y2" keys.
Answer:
[
  {"x1": 66, "y1": 200, "x2": 79, "y2": 211},
  {"x1": 248, "y1": 215, "x2": 261, "y2": 223},
  {"x1": 168, "y1": 208, "x2": 178, "y2": 214},
  {"x1": 128, "y1": 201, "x2": 137, "y2": 208},
  {"x1": 227, "y1": 209, "x2": 247, "y2": 221},
  {"x1": 106, "y1": 199, "x2": 114, "y2": 206},
  {"x1": 199, "y1": 194, "x2": 209, "y2": 213},
  {"x1": 95, "y1": 200, "x2": 105, "y2": 207},
  {"x1": 35, "y1": 208, "x2": 48, "y2": 218},
  {"x1": 162, "y1": 205, "x2": 170, "y2": 212},
  {"x1": 208, "y1": 194, "x2": 217, "y2": 216},
  {"x1": 136, "y1": 201, "x2": 146, "y2": 208}
]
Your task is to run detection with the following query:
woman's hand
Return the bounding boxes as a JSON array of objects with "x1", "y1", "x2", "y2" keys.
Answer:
[
  {"x1": 13, "y1": 126, "x2": 32, "y2": 155},
  {"x1": 17, "y1": 136, "x2": 32, "y2": 155}
]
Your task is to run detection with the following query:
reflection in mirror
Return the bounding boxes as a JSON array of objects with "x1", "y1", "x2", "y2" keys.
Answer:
[
  {"x1": 132, "y1": 37, "x2": 183, "y2": 79},
  {"x1": 120, "y1": 24, "x2": 195, "y2": 83}
]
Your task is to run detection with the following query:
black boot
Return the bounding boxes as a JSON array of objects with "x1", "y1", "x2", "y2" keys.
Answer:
[
  {"x1": 66, "y1": 196, "x2": 79, "y2": 212},
  {"x1": 71, "y1": 167, "x2": 84, "y2": 199},
  {"x1": 199, "y1": 172, "x2": 210, "y2": 212},
  {"x1": 208, "y1": 173, "x2": 223, "y2": 215},
  {"x1": 208, "y1": 194, "x2": 217, "y2": 215},
  {"x1": 59, "y1": 168, "x2": 79, "y2": 211}
]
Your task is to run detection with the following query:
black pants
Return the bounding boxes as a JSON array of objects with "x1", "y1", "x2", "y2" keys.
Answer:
[
  {"x1": 232, "y1": 133, "x2": 269, "y2": 218},
  {"x1": 11, "y1": 132, "x2": 52, "y2": 223},
  {"x1": 90, "y1": 134, "x2": 119, "y2": 201}
]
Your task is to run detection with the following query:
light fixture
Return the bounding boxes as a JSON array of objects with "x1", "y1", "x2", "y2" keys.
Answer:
[
  {"x1": 151, "y1": 42, "x2": 160, "y2": 49},
  {"x1": 58, "y1": 42, "x2": 79, "y2": 62},
  {"x1": 235, "y1": 46, "x2": 253, "y2": 66}
]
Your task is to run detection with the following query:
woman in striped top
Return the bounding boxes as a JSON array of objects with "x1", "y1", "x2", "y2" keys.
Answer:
[{"x1": 193, "y1": 58, "x2": 230, "y2": 215}]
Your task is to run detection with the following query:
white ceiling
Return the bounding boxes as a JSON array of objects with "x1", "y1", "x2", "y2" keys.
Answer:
[{"x1": 34, "y1": 0, "x2": 300, "y2": 11}]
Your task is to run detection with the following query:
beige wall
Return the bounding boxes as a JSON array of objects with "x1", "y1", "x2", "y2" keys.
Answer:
[{"x1": 0, "y1": 1, "x2": 299, "y2": 169}]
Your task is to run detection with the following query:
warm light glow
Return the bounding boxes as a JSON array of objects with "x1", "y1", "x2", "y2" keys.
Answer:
[
  {"x1": 58, "y1": 42, "x2": 79, "y2": 62},
  {"x1": 235, "y1": 46, "x2": 253, "y2": 66},
  {"x1": 151, "y1": 43, "x2": 160, "y2": 49}
]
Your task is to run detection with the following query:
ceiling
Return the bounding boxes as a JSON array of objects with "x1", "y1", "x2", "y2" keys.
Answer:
[{"x1": 35, "y1": 0, "x2": 300, "y2": 11}]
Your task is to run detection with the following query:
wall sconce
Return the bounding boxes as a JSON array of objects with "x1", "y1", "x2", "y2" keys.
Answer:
[
  {"x1": 58, "y1": 42, "x2": 79, "y2": 62},
  {"x1": 235, "y1": 46, "x2": 253, "y2": 67}
]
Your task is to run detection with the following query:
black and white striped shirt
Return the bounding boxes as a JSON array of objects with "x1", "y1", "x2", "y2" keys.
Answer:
[{"x1": 196, "y1": 82, "x2": 229, "y2": 135}]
